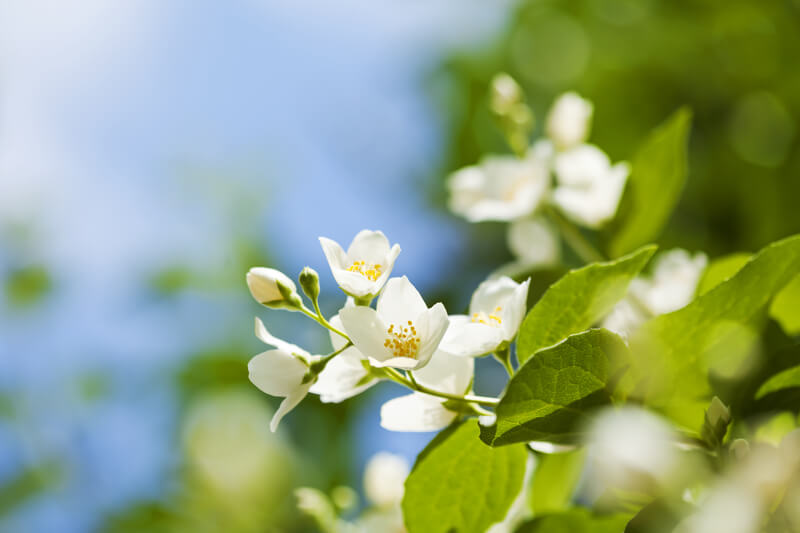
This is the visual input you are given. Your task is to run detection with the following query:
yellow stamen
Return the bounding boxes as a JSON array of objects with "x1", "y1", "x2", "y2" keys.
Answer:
[
  {"x1": 346, "y1": 260, "x2": 383, "y2": 282},
  {"x1": 471, "y1": 306, "x2": 503, "y2": 327},
  {"x1": 384, "y1": 320, "x2": 421, "y2": 359}
]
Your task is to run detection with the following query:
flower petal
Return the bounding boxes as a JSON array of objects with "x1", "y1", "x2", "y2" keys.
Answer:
[
  {"x1": 376, "y1": 276, "x2": 428, "y2": 325},
  {"x1": 413, "y1": 349, "x2": 474, "y2": 395},
  {"x1": 331, "y1": 269, "x2": 380, "y2": 297},
  {"x1": 270, "y1": 382, "x2": 312, "y2": 432},
  {"x1": 438, "y1": 315, "x2": 504, "y2": 358},
  {"x1": 414, "y1": 302, "x2": 450, "y2": 368},
  {"x1": 339, "y1": 306, "x2": 394, "y2": 363},
  {"x1": 310, "y1": 347, "x2": 376, "y2": 403},
  {"x1": 346, "y1": 230, "x2": 391, "y2": 265},
  {"x1": 507, "y1": 217, "x2": 560, "y2": 267},
  {"x1": 248, "y1": 349, "x2": 307, "y2": 397},
  {"x1": 502, "y1": 278, "x2": 530, "y2": 342},
  {"x1": 319, "y1": 236, "x2": 347, "y2": 271},
  {"x1": 380, "y1": 393, "x2": 457, "y2": 432}
]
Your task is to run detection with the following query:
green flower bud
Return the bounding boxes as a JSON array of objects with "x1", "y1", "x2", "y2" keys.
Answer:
[{"x1": 298, "y1": 266, "x2": 320, "y2": 303}]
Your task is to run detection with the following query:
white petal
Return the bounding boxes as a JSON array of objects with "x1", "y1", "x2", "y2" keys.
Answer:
[
  {"x1": 319, "y1": 236, "x2": 347, "y2": 271},
  {"x1": 310, "y1": 347, "x2": 376, "y2": 403},
  {"x1": 339, "y1": 306, "x2": 394, "y2": 363},
  {"x1": 502, "y1": 278, "x2": 530, "y2": 341},
  {"x1": 270, "y1": 382, "x2": 312, "y2": 432},
  {"x1": 376, "y1": 276, "x2": 427, "y2": 325},
  {"x1": 554, "y1": 144, "x2": 611, "y2": 188},
  {"x1": 246, "y1": 267, "x2": 296, "y2": 304},
  {"x1": 346, "y1": 230, "x2": 391, "y2": 265},
  {"x1": 328, "y1": 311, "x2": 353, "y2": 351},
  {"x1": 248, "y1": 349, "x2": 307, "y2": 397},
  {"x1": 413, "y1": 302, "x2": 450, "y2": 368},
  {"x1": 331, "y1": 269, "x2": 380, "y2": 298},
  {"x1": 413, "y1": 349, "x2": 474, "y2": 395},
  {"x1": 439, "y1": 315, "x2": 504, "y2": 358},
  {"x1": 254, "y1": 317, "x2": 307, "y2": 355},
  {"x1": 470, "y1": 276, "x2": 520, "y2": 316},
  {"x1": 380, "y1": 393, "x2": 457, "y2": 432},
  {"x1": 546, "y1": 92, "x2": 593, "y2": 150},
  {"x1": 507, "y1": 217, "x2": 560, "y2": 267}
]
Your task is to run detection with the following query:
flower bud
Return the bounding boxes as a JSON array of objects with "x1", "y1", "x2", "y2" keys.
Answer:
[
  {"x1": 246, "y1": 267, "x2": 300, "y2": 308},
  {"x1": 489, "y1": 73, "x2": 523, "y2": 116},
  {"x1": 298, "y1": 266, "x2": 320, "y2": 303},
  {"x1": 546, "y1": 92, "x2": 593, "y2": 150}
]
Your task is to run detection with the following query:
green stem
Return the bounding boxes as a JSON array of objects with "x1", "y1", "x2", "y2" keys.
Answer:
[
  {"x1": 384, "y1": 368, "x2": 499, "y2": 407},
  {"x1": 299, "y1": 305, "x2": 350, "y2": 340},
  {"x1": 546, "y1": 207, "x2": 606, "y2": 264},
  {"x1": 310, "y1": 342, "x2": 353, "y2": 374},
  {"x1": 493, "y1": 345, "x2": 514, "y2": 376}
]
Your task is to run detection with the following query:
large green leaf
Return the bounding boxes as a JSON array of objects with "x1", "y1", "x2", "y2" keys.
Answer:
[
  {"x1": 696, "y1": 252, "x2": 750, "y2": 296},
  {"x1": 403, "y1": 422, "x2": 527, "y2": 533},
  {"x1": 627, "y1": 234, "x2": 800, "y2": 429},
  {"x1": 515, "y1": 509, "x2": 630, "y2": 533},
  {"x1": 481, "y1": 329, "x2": 630, "y2": 447},
  {"x1": 756, "y1": 365, "x2": 800, "y2": 399},
  {"x1": 770, "y1": 273, "x2": 800, "y2": 336},
  {"x1": 517, "y1": 246, "x2": 655, "y2": 365},
  {"x1": 609, "y1": 108, "x2": 692, "y2": 258}
]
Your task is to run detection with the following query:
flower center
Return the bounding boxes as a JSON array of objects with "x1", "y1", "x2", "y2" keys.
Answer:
[
  {"x1": 383, "y1": 320, "x2": 420, "y2": 359},
  {"x1": 346, "y1": 260, "x2": 383, "y2": 282},
  {"x1": 471, "y1": 306, "x2": 503, "y2": 327}
]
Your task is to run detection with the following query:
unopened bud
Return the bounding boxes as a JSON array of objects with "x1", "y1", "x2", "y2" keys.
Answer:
[
  {"x1": 730, "y1": 438, "x2": 750, "y2": 460},
  {"x1": 490, "y1": 73, "x2": 523, "y2": 116},
  {"x1": 299, "y1": 266, "x2": 320, "y2": 302},
  {"x1": 707, "y1": 396, "x2": 731, "y2": 428},
  {"x1": 246, "y1": 267, "x2": 301, "y2": 309}
]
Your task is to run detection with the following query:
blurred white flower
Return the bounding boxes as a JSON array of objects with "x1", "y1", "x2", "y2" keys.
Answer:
[
  {"x1": 546, "y1": 92, "x2": 593, "y2": 150},
  {"x1": 339, "y1": 276, "x2": 449, "y2": 370},
  {"x1": 246, "y1": 267, "x2": 299, "y2": 307},
  {"x1": 439, "y1": 276, "x2": 530, "y2": 358},
  {"x1": 552, "y1": 144, "x2": 629, "y2": 228},
  {"x1": 380, "y1": 350, "x2": 474, "y2": 432},
  {"x1": 584, "y1": 406, "x2": 679, "y2": 497},
  {"x1": 507, "y1": 216, "x2": 560, "y2": 268},
  {"x1": 310, "y1": 307, "x2": 378, "y2": 403},
  {"x1": 248, "y1": 318, "x2": 314, "y2": 432},
  {"x1": 319, "y1": 230, "x2": 401, "y2": 299},
  {"x1": 603, "y1": 249, "x2": 707, "y2": 338},
  {"x1": 447, "y1": 154, "x2": 549, "y2": 222},
  {"x1": 363, "y1": 452, "x2": 410, "y2": 508}
]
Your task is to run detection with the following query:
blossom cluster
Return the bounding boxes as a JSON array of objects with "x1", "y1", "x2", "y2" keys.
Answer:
[{"x1": 246, "y1": 229, "x2": 528, "y2": 433}]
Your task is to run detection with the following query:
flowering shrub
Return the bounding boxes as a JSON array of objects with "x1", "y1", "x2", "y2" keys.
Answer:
[{"x1": 245, "y1": 75, "x2": 800, "y2": 532}]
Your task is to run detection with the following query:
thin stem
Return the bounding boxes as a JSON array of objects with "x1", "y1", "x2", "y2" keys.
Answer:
[
  {"x1": 546, "y1": 207, "x2": 606, "y2": 264},
  {"x1": 299, "y1": 305, "x2": 350, "y2": 341},
  {"x1": 310, "y1": 341, "x2": 353, "y2": 374},
  {"x1": 384, "y1": 368, "x2": 499, "y2": 407},
  {"x1": 493, "y1": 346, "x2": 514, "y2": 376}
]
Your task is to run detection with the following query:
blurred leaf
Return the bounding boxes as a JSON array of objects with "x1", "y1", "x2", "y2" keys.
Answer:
[
  {"x1": 0, "y1": 463, "x2": 60, "y2": 516},
  {"x1": 149, "y1": 266, "x2": 194, "y2": 295},
  {"x1": 627, "y1": 234, "x2": 800, "y2": 429},
  {"x1": 697, "y1": 253, "x2": 750, "y2": 296},
  {"x1": 624, "y1": 499, "x2": 691, "y2": 533},
  {"x1": 530, "y1": 450, "x2": 585, "y2": 514},
  {"x1": 481, "y1": 329, "x2": 630, "y2": 446},
  {"x1": 769, "y1": 273, "x2": 800, "y2": 336},
  {"x1": 403, "y1": 422, "x2": 527, "y2": 533},
  {"x1": 514, "y1": 509, "x2": 631, "y2": 533},
  {"x1": 756, "y1": 365, "x2": 800, "y2": 400},
  {"x1": 4, "y1": 265, "x2": 52, "y2": 308},
  {"x1": 517, "y1": 246, "x2": 655, "y2": 365},
  {"x1": 754, "y1": 411, "x2": 797, "y2": 446},
  {"x1": 609, "y1": 108, "x2": 692, "y2": 258}
]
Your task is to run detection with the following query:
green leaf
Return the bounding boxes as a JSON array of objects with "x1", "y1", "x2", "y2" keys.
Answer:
[
  {"x1": 756, "y1": 365, "x2": 800, "y2": 399},
  {"x1": 517, "y1": 245, "x2": 655, "y2": 365},
  {"x1": 609, "y1": 108, "x2": 692, "y2": 258},
  {"x1": 770, "y1": 273, "x2": 800, "y2": 335},
  {"x1": 403, "y1": 422, "x2": 527, "y2": 533},
  {"x1": 626, "y1": 234, "x2": 800, "y2": 429},
  {"x1": 696, "y1": 253, "x2": 750, "y2": 296},
  {"x1": 530, "y1": 450, "x2": 585, "y2": 514},
  {"x1": 481, "y1": 329, "x2": 631, "y2": 447},
  {"x1": 515, "y1": 509, "x2": 631, "y2": 533}
]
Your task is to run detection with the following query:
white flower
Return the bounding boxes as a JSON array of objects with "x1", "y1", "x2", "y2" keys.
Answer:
[
  {"x1": 246, "y1": 267, "x2": 298, "y2": 307},
  {"x1": 546, "y1": 92, "x2": 593, "y2": 150},
  {"x1": 603, "y1": 249, "x2": 707, "y2": 338},
  {"x1": 319, "y1": 230, "x2": 401, "y2": 299},
  {"x1": 507, "y1": 217, "x2": 560, "y2": 268},
  {"x1": 380, "y1": 349, "x2": 474, "y2": 432},
  {"x1": 363, "y1": 452, "x2": 410, "y2": 508},
  {"x1": 447, "y1": 154, "x2": 549, "y2": 222},
  {"x1": 439, "y1": 277, "x2": 530, "y2": 358},
  {"x1": 552, "y1": 144, "x2": 629, "y2": 228},
  {"x1": 584, "y1": 406, "x2": 679, "y2": 497},
  {"x1": 339, "y1": 276, "x2": 449, "y2": 370},
  {"x1": 310, "y1": 308, "x2": 378, "y2": 403},
  {"x1": 248, "y1": 318, "x2": 314, "y2": 432}
]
